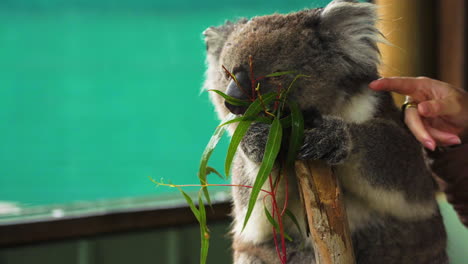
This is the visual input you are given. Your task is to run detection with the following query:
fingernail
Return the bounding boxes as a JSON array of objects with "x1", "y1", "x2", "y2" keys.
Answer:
[
  {"x1": 447, "y1": 137, "x2": 462, "y2": 145},
  {"x1": 424, "y1": 140, "x2": 435, "y2": 151}
]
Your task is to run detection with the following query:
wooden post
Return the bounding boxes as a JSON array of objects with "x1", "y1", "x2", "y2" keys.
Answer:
[{"x1": 295, "y1": 160, "x2": 355, "y2": 264}]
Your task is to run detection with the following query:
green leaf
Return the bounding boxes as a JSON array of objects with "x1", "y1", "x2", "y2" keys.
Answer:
[
  {"x1": 285, "y1": 209, "x2": 303, "y2": 238},
  {"x1": 242, "y1": 92, "x2": 277, "y2": 118},
  {"x1": 224, "y1": 121, "x2": 251, "y2": 177},
  {"x1": 208, "y1": 89, "x2": 250, "y2": 106},
  {"x1": 219, "y1": 116, "x2": 244, "y2": 127},
  {"x1": 264, "y1": 207, "x2": 293, "y2": 242},
  {"x1": 224, "y1": 93, "x2": 277, "y2": 177},
  {"x1": 243, "y1": 117, "x2": 283, "y2": 230},
  {"x1": 206, "y1": 166, "x2": 224, "y2": 180},
  {"x1": 219, "y1": 116, "x2": 272, "y2": 128},
  {"x1": 286, "y1": 100, "x2": 304, "y2": 166},
  {"x1": 265, "y1": 71, "x2": 297, "y2": 78},
  {"x1": 198, "y1": 114, "x2": 234, "y2": 204},
  {"x1": 178, "y1": 188, "x2": 200, "y2": 222},
  {"x1": 176, "y1": 190, "x2": 210, "y2": 264},
  {"x1": 280, "y1": 74, "x2": 310, "y2": 102},
  {"x1": 280, "y1": 115, "x2": 292, "y2": 128},
  {"x1": 198, "y1": 194, "x2": 209, "y2": 264}
]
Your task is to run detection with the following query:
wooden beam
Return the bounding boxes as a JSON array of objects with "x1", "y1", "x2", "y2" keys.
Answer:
[{"x1": 0, "y1": 202, "x2": 231, "y2": 248}]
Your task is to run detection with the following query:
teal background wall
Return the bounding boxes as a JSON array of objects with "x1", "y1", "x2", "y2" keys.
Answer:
[{"x1": 0, "y1": 0, "x2": 333, "y2": 212}]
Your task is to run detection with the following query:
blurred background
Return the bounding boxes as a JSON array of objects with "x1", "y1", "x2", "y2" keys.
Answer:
[{"x1": 0, "y1": 0, "x2": 466, "y2": 263}]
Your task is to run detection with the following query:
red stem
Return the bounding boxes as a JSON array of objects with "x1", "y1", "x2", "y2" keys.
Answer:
[
  {"x1": 281, "y1": 166, "x2": 289, "y2": 217},
  {"x1": 249, "y1": 55, "x2": 256, "y2": 100},
  {"x1": 271, "y1": 215, "x2": 281, "y2": 262},
  {"x1": 274, "y1": 84, "x2": 282, "y2": 112},
  {"x1": 222, "y1": 65, "x2": 252, "y2": 101},
  {"x1": 268, "y1": 179, "x2": 282, "y2": 263},
  {"x1": 269, "y1": 175, "x2": 288, "y2": 264}
]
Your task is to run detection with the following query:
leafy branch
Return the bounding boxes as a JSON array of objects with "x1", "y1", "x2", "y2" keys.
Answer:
[{"x1": 155, "y1": 56, "x2": 309, "y2": 264}]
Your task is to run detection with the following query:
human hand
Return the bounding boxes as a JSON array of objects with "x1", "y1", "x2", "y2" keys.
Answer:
[{"x1": 369, "y1": 77, "x2": 468, "y2": 150}]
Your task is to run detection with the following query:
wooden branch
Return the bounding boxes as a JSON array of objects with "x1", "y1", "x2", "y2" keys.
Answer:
[{"x1": 295, "y1": 160, "x2": 355, "y2": 264}]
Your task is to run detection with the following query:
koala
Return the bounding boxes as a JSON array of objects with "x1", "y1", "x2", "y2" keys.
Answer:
[{"x1": 203, "y1": 1, "x2": 448, "y2": 263}]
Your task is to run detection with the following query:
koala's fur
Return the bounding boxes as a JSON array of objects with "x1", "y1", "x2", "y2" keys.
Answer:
[{"x1": 203, "y1": 1, "x2": 448, "y2": 263}]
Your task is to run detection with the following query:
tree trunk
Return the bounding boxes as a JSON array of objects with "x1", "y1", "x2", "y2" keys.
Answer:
[{"x1": 294, "y1": 160, "x2": 355, "y2": 264}]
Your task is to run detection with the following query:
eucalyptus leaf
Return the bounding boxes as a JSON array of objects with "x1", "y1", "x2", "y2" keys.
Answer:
[
  {"x1": 198, "y1": 194, "x2": 209, "y2": 264},
  {"x1": 243, "y1": 117, "x2": 283, "y2": 230},
  {"x1": 219, "y1": 116, "x2": 272, "y2": 128},
  {"x1": 242, "y1": 92, "x2": 277, "y2": 119},
  {"x1": 280, "y1": 115, "x2": 292, "y2": 128},
  {"x1": 206, "y1": 166, "x2": 224, "y2": 180},
  {"x1": 265, "y1": 71, "x2": 297, "y2": 78},
  {"x1": 264, "y1": 207, "x2": 293, "y2": 242},
  {"x1": 285, "y1": 209, "x2": 303, "y2": 238},
  {"x1": 198, "y1": 114, "x2": 235, "y2": 204},
  {"x1": 286, "y1": 100, "x2": 304, "y2": 166},
  {"x1": 208, "y1": 89, "x2": 250, "y2": 106},
  {"x1": 219, "y1": 116, "x2": 244, "y2": 127},
  {"x1": 225, "y1": 93, "x2": 277, "y2": 177},
  {"x1": 280, "y1": 74, "x2": 310, "y2": 102},
  {"x1": 178, "y1": 188, "x2": 200, "y2": 222}
]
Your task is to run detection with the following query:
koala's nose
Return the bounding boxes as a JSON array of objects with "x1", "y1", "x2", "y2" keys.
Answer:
[{"x1": 225, "y1": 71, "x2": 251, "y2": 115}]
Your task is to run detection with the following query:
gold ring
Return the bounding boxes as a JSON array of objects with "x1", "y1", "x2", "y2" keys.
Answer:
[{"x1": 401, "y1": 102, "x2": 418, "y2": 111}]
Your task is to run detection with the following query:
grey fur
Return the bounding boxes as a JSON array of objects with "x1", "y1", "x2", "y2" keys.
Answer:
[{"x1": 203, "y1": 1, "x2": 447, "y2": 263}]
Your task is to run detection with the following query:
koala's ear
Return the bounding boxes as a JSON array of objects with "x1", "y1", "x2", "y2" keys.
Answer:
[
  {"x1": 320, "y1": 1, "x2": 383, "y2": 68},
  {"x1": 203, "y1": 19, "x2": 246, "y2": 56}
]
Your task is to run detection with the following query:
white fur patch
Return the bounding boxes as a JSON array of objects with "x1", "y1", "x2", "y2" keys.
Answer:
[
  {"x1": 339, "y1": 88, "x2": 379, "y2": 123},
  {"x1": 374, "y1": 190, "x2": 436, "y2": 219},
  {"x1": 336, "y1": 162, "x2": 437, "y2": 221},
  {"x1": 232, "y1": 155, "x2": 308, "y2": 244},
  {"x1": 234, "y1": 200, "x2": 273, "y2": 244},
  {"x1": 232, "y1": 160, "x2": 273, "y2": 244},
  {"x1": 344, "y1": 195, "x2": 374, "y2": 231}
]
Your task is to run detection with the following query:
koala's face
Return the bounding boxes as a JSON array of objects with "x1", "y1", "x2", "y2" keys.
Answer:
[{"x1": 204, "y1": 0, "x2": 381, "y2": 119}]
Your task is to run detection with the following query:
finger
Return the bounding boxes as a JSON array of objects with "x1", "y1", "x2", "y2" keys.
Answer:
[
  {"x1": 425, "y1": 125, "x2": 462, "y2": 146},
  {"x1": 369, "y1": 77, "x2": 419, "y2": 95},
  {"x1": 418, "y1": 98, "x2": 462, "y2": 118},
  {"x1": 404, "y1": 107, "x2": 436, "y2": 150},
  {"x1": 368, "y1": 77, "x2": 437, "y2": 102}
]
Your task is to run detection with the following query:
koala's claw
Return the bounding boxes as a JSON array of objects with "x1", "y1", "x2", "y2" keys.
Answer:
[
  {"x1": 240, "y1": 117, "x2": 350, "y2": 165},
  {"x1": 297, "y1": 117, "x2": 350, "y2": 164}
]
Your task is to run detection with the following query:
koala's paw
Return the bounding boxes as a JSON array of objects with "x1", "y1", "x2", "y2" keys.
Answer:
[
  {"x1": 298, "y1": 116, "x2": 351, "y2": 164},
  {"x1": 240, "y1": 122, "x2": 269, "y2": 163}
]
